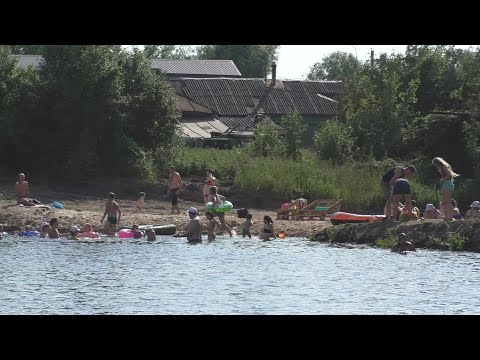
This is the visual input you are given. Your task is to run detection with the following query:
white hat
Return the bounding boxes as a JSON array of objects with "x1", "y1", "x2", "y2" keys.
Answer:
[
  {"x1": 70, "y1": 226, "x2": 80, "y2": 233},
  {"x1": 470, "y1": 201, "x2": 480, "y2": 208},
  {"x1": 425, "y1": 204, "x2": 435, "y2": 211},
  {"x1": 41, "y1": 221, "x2": 49, "y2": 228}
]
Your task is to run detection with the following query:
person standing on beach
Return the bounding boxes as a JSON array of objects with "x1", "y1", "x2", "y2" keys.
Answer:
[
  {"x1": 432, "y1": 157, "x2": 459, "y2": 221},
  {"x1": 380, "y1": 165, "x2": 416, "y2": 219},
  {"x1": 168, "y1": 166, "x2": 183, "y2": 215},
  {"x1": 101, "y1": 192, "x2": 122, "y2": 235},
  {"x1": 203, "y1": 169, "x2": 217, "y2": 204}
]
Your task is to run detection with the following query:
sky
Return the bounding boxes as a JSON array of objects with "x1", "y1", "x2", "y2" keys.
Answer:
[
  {"x1": 276, "y1": 45, "x2": 406, "y2": 79},
  {"x1": 127, "y1": 45, "x2": 477, "y2": 80},
  {"x1": 276, "y1": 45, "x2": 477, "y2": 80}
]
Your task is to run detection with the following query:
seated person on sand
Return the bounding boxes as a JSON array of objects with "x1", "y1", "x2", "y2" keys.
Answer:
[
  {"x1": 399, "y1": 200, "x2": 420, "y2": 221},
  {"x1": 423, "y1": 203, "x2": 445, "y2": 219},
  {"x1": 440, "y1": 199, "x2": 461, "y2": 220},
  {"x1": 391, "y1": 233, "x2": 416, "y2": 254},
  {"x1": 15, "y1": 173, "x2": 42, "y2": 206},
  {"x1": 465, "y1": 201, "x2": 480, "y2": 221},
  {"x1": 259, "y1": 215, "x2": 276, "y2": 241}
]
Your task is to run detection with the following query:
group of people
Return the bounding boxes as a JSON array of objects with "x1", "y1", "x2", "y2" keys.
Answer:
[
  {"x1": 176, "y1": 207, "x2": 275, "y2": 243},
  {"x1": 381, "y1": 157, "x2": 463, "y2": 221}
]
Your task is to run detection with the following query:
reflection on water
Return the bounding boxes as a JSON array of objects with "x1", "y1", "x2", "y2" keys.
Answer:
[{"x1": 1, "y1": 235, "x2": 480, "y2": 314}]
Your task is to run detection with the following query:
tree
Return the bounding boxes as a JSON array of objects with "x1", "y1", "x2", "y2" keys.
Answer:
[
  {"x1": 248, "y1": 120, "x2": 283, "y2": 157},
  {"x1": 143, "y1": 45, "x2": 197, "y2": 59},
  {"x1": 9, "y1": 45, "x2": 48, "y2": 55},
  {"x1": 280, "y1": 113, "x2": 306, "y2": 160},
  {"x1": 307, "y1": 51, "x2": 360, "y2": 81},
  {"x1": 197, "y1": 45, "x2": 279, "y2": 77}
]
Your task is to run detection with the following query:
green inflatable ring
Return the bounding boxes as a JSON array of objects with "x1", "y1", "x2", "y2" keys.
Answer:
[{"x1": 205, "y1": 200, "x2": 233, "y2": 213}]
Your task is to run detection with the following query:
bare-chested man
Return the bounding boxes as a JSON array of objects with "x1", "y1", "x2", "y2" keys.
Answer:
[
  {"x1": 15, "y1": 173, "x2": 41, "y2": 206},
  {"x1": 175, "y1": 207, "x2": 203, "y2": 243},
  {"x1": 101, "y1": 192, "x2": 122, "y2": 235},
  {"x1": 168, "y1": 166, "x2": 183, "y2": 215}
]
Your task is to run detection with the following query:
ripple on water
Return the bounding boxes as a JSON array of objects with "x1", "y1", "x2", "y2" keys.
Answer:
[{"x1": 1, "y1": 235, "x2": 480, "y2": 314}]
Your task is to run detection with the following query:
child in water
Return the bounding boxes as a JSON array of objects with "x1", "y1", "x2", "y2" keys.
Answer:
[
  {"x1": 205, "y1": 211, "x2": 221, "y2": 241},
  {"x1": 146, "y1": 228, "x2": 156, "y2": 241},
  {"x1": 40, "y1": 222, "x2": 49, "y2": 238},
  {"x1": 242, "y1": 213, "x2": 253, "y2": 238},
  {"x1": 259, "y1": 215, "x2": 276, "y2": 240},
  {"x1": 132, "y1": 224, "x2": 144, "y2": 238}
]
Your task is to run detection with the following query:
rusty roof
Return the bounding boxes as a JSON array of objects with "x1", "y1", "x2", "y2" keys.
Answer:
[{"x1": 177, "y1": 78, "x2": 342, "y2": 116}]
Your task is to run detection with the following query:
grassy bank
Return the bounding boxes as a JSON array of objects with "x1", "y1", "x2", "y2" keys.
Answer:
[{"x1": 174, "y1": 148, "x2": 439, "y2": 212}]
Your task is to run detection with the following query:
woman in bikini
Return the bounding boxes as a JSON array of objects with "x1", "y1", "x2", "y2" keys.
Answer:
[
  {"x1": 432, "y1": 157, "x2": 460, "y2": 221},
  {"x1": 203, "y1": 169, "x2": 217, "y2": 204}
]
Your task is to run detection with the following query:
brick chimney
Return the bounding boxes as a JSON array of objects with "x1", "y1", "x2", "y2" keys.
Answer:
[{"x1": 271, "y1": 63, "x2": 277, "y2": 87}]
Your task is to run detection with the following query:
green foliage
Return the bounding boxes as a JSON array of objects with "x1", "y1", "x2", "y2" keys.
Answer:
[
  {"x1": 313, "y1": 119, "x2": 355, "y2": 164},
  {"x1": 307, "y1": 51, "x2": 360, "y2": 81},
  {"x1": 280, "y1": 112, "x2": 307, "y2": 161},
  {"x1": 143, "y1": 45, "x2": 197, "y2": 59},
  {"x1": 246, "y1": 120, "x2": 283, "y2": 158},
  {"x1": 122, "y1": 49, "x2": 180, "y2": 153},
  {"x1": 375, "y1": 229, "x2": 397, "y2": 249},
  {"x1": 449, "y1": 233, "x2": 468, "y2": 251},
  {"x1": 0, "y1": 45, "x2": 180, "y2": 180},
  {"x1": 9, "y1": 45, "x2": 48, "y2": 55},
  {"x1": 197, "y1": 45, "x2": 279, "y2": 77}
]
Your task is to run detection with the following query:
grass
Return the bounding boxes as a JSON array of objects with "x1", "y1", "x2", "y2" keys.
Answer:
[
  {"x1": 375, "y1": 230, "x2": 397, "y2": 249},
  {"x1": 174, "y1": 148, "x2": 440, "y2": 212}
]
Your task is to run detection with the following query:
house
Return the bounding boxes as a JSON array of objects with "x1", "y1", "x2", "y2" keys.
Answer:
[
  {"x1": 12, "y1": 55, "x2": 242, "y2": 79},
  {"x1": 173, "y1": 64, "x2": 343, "y2": 145},
  {"x1": 12, "y1": 55, "x2": 342, "y2": 145}
]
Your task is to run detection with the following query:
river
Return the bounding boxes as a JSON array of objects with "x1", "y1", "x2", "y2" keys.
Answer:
[{"x1": 0, "y1": 235, "x2": 479, "y2": 314}]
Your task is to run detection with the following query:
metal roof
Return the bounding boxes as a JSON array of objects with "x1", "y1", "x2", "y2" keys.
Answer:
[
  {"x1": 149, "y1": 59, "x2": 241, "y2": 77},
  {"x1": 179, "y1": 78, "x2": 342, "y2": 116},
  {"x1": 12, "y1": 55, "x2": 242, "y2": 77},
  {"x1": 181, "y1": 118, "x2": 230, "y2": 139},
  {"x1": 12, "y1": 55, "x2": 43, "y2": 69},
  {"x1": 217, "y1": 115, "x2": 284, "y2": 132}
]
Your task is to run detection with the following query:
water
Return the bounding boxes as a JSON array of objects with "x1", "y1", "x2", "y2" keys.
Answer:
[{"x1": 1, "y1": 235, "x2": 480, "y2": 314}]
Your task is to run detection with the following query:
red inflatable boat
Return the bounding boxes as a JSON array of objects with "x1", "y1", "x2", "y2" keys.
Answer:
[{"x1": 330, "y1": 212, "x2": 387, "y2": 225}]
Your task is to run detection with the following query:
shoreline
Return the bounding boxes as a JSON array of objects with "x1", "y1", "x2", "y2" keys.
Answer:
[{"x1": 0, "y1": 197, "x2": 331, "y2": 239}]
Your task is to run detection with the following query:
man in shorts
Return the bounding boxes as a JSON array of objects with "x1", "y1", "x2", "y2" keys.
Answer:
[
  {"x1": 101, "y1": 192, "x2": 122, "y2": 235},
  {"x1": 391, "y1": 178, "x2": 414, "y2": 221},
  {"x1": 167, "y1": 166, "x2": 183, "y2": 215},
  {"x1": 380, "y1": 165, "x2": 416, "y2": 219}
]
